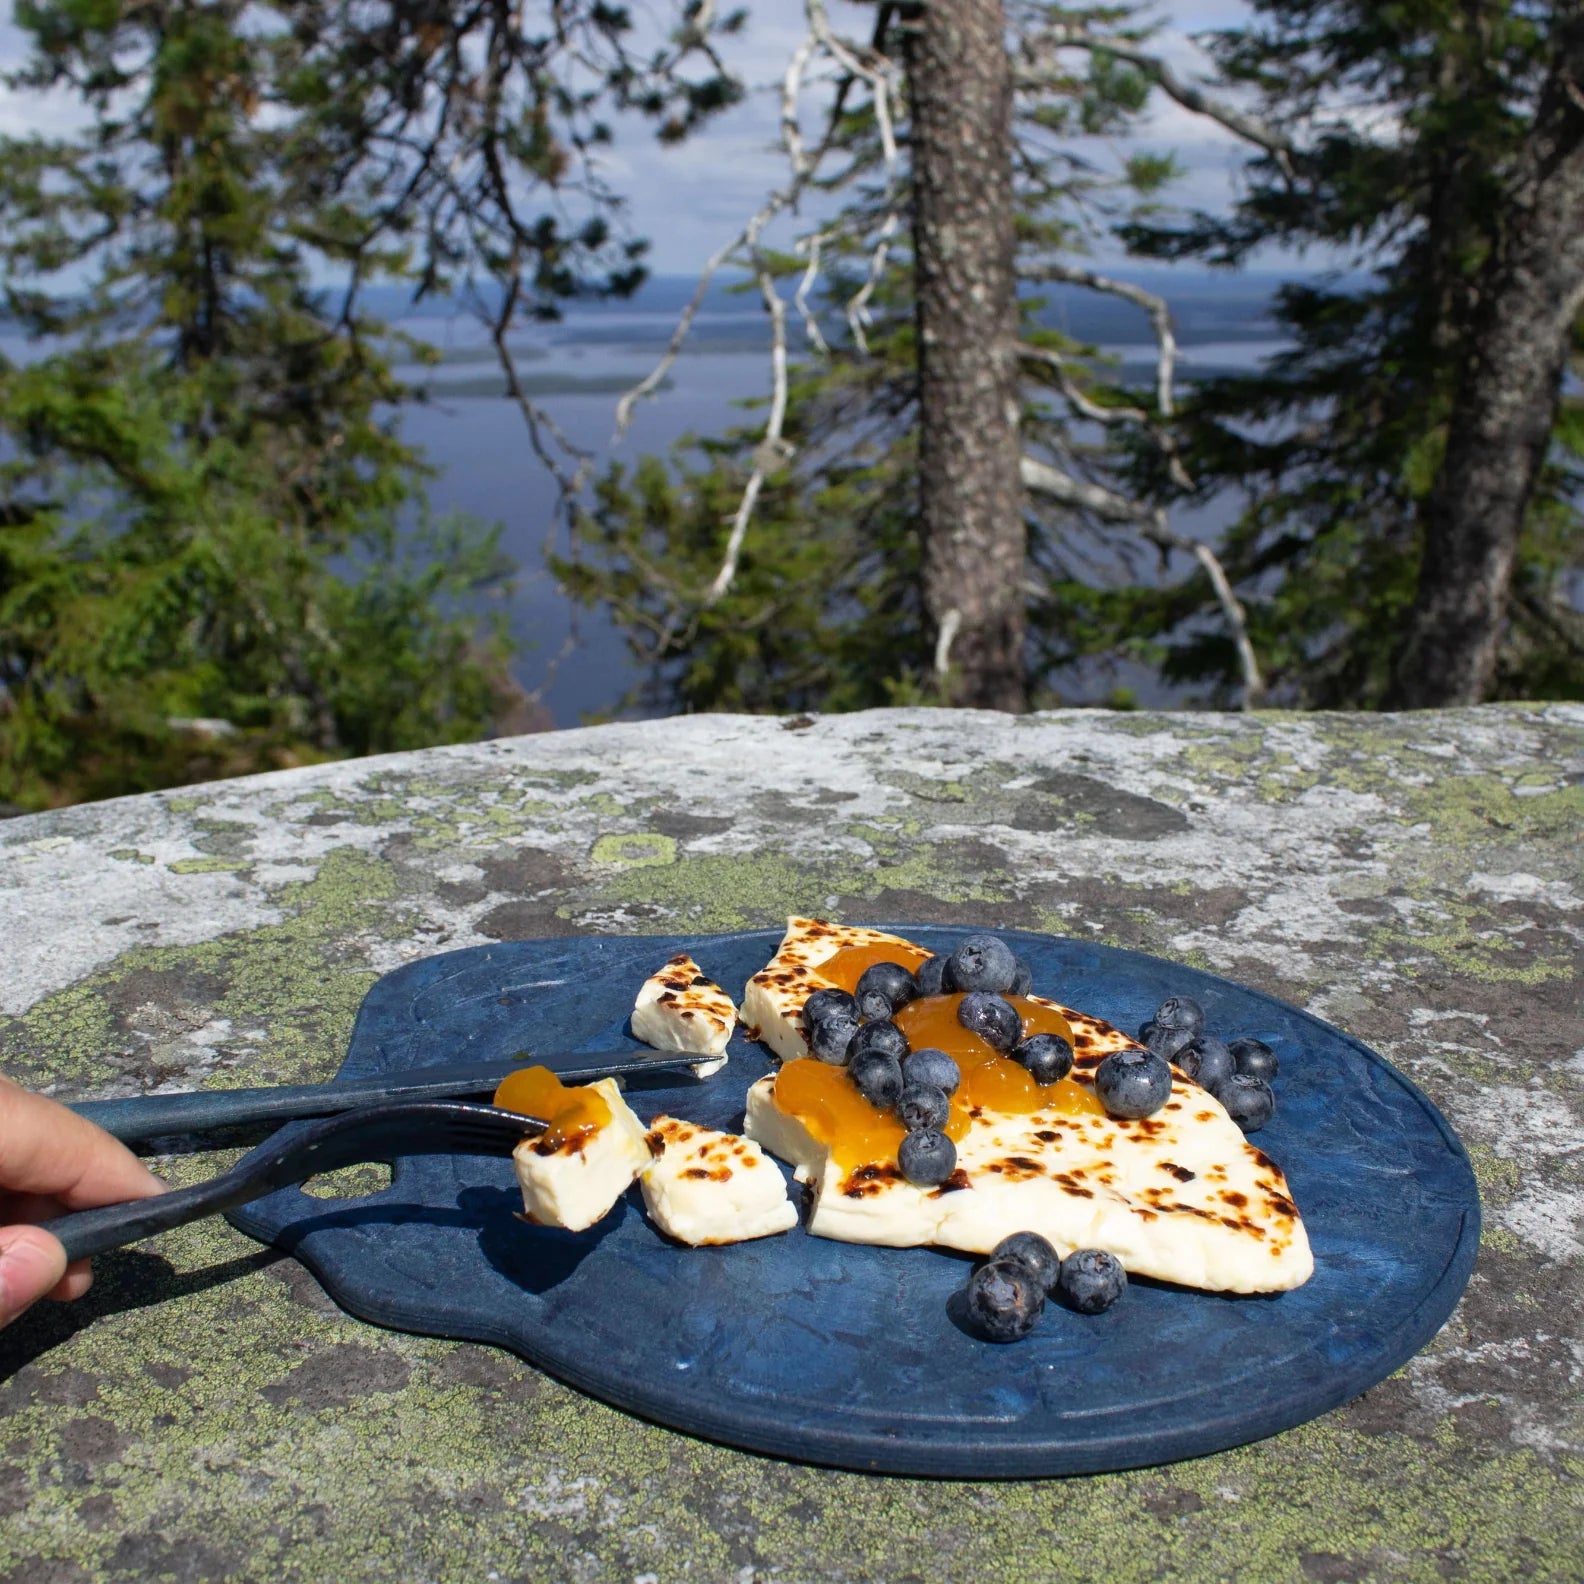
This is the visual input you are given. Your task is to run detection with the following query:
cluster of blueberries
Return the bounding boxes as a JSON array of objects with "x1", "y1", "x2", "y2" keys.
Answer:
[
  {"x1": 801, "y1": 934, "x2": 1079, "y2": 1188},
  {"x1": 964, "y1": 1232, "x2": 1126, "y2": 1342},
  {"x1": 1137, "y1": 996, "x2": 1280, "y2": 1133}
]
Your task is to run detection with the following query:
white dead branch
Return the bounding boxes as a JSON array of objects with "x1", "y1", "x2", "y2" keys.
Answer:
[{"x1": 1020, "y1": 457, "x2": 1266, "y2": 705}]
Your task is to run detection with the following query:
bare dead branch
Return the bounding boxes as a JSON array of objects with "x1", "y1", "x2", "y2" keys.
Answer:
[
  {"x1": 1020, "y1": 455, "x2": 1266, "y2": 705},
  {"x1": 705, "y1": 260, "x2": 793, "y2": 604},
  {"x1": 1026, "y1": 264, "x2": 1193, "y2": 490}
]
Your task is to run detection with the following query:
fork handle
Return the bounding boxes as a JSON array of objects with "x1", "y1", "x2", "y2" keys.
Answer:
[
  {"x1": 39, "y1": 1101, "x2": 538, "y2": 1262},
  {"x1": 42, "y1": 1167, "x2": 269, "y2": 1263}
]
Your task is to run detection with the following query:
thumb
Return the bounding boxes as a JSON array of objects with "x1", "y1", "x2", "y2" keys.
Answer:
[{"x1": 0, "y1": 1223, "x2": 69, "y2": 1328}]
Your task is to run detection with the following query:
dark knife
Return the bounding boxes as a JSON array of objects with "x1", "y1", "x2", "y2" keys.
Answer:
[{"x1": 67, "y1": 1049, "x2": 709, "y2": 1144}]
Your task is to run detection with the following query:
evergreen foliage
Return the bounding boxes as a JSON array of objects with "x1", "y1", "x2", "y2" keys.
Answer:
[
  {"x1": 559, "y1": 3, "x2": 1180, "y2": 715},
  {"x1": 1117, "y1": 0, "x2": 1584, "y2": 704},
  {"x1": 0, "y1": 0, "x2": 739, "y2": 807}
]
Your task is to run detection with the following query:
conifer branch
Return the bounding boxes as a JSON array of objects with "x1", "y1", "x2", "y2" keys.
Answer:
[{"x1": 1021, "y1": 25, "x2": 1295, "y2": 179}]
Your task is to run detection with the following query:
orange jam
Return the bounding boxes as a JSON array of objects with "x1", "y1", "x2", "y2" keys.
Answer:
[
  {"x1": 893, "y1": 992, "x2": 1104, "y2": 1120},
  {"x1": 774, "y1": 1056, "x2": 971, "y2": 1170},
  {"x1": 493, "y1": 1065, "x2": 612, "y2": 1150},
  {"x1": 818, "y1": 940, "x2": 934, "y2": 991}
]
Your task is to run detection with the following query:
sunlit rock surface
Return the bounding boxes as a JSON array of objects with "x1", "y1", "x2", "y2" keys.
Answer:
[{"x1": 1, "y1": 705, "x2": 1580, "y2": 1582}]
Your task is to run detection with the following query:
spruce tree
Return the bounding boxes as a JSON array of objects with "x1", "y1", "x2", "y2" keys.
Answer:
[
  {"x1": 1122, "y1": 0, "x2": 1584, "y2": 706},
  {"x1": 0, "y1": 0, "x2": 738, "y2": 807}
]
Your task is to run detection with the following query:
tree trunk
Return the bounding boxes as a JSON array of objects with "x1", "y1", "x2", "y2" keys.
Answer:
[
  {"x1": 1386, "y1": 11, "x2": 1584, "y2": 708},
  {"x1": 904, "y1": 0, "x2": 1027, "y2": 711}
]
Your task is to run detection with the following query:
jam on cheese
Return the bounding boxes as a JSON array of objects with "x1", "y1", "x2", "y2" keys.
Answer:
[
  {"x1": 774, "y1": 1056, "x2": 971, "y2": 1170},
  {"x1": 818, "y1": 941, "x2": 934, "y2": 991},
  {"x1": 894, "y1": 993, "x2": 1103, "y2": 1118},
  {"x1": 772, "y1": 974, "x2": 1106, "y2": 1168},
  {"x1": 494, "y1": 1065, "x2": 613, "y2": 1152}
]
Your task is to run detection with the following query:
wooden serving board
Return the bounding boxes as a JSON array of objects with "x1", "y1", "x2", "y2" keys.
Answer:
[{"x1": 228, "y1": 929, "x2": 1479, "y2": 1477}]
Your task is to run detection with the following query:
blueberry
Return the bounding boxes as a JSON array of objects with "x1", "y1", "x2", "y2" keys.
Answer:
[
  {"x1": 915, "y1": 955, "x2": 947, "y2": 997},
  {"x1": 855, "y1": 961, "x2": 920, "y2": 1020},
  {"x1": 964, "y1": 1259, "x2": 1044, "y2": 1342},
  {"x1": 1218, "y1": 1074, "x2": 1275, "y2": 1132},
  {"x1": 807, "y1": 1008, "x2": 861, "y2": 1063},
  {"x1": 1010, "y1": 957, "x2": 1033, "y2": 997},
  {"x1": 944, "y1": 934, "x2": 1019, "y2": 995},
  {"x1": 1094, "y1": 1048, "x2": 1173, "y2": 1119},
  {"x1": 803, "y1": 988, "x2": 857, "y2": 1029},
  {"x1": 1228, "y1": 1037, "x2": 1280, "y2": 1082},
  {"x1": 1013, "y1": 1032, "x2": 1073, "y2": 1086},
  {"x1": 1140, "y1": 1020, "x2": 1197, "y2": 1062},
  {"x1": 1055, "y1": 1248, "x2": 1127, "y2": 1314},
  {"x1": 848, "y1": 1019, "x2": 909, "y2": 1064},
  {"x1": 1154, "y1": 995, "x2": 1205, "y2": 1035},
  {"x1": 896, "y1": 1082, "x2": 949, "y2": 1132},
  {"x1": 898, "y1": 1127, "x2": 957, "y2": 1186},
  {"x1": 958, "y1": 991, "x2": 1022, "y2": 1053},
  {"x1": 849, "y1": 1050, "x2": 904, "y2": 1109},
  {"x1": 990, "y1": 1231, "x2": 1061, "y2": 1293},
  {"x1": 1183, "y1": 1035, "x2": 1235, "y2": 1094},
  {"x1": 902, "y1": 1046, "x2": 961, "y2": 1097}
]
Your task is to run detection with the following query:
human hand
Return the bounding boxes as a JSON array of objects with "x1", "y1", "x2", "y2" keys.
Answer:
[{"x1": 0, "y1": 1076, "x2": 167, "y2": 1328}]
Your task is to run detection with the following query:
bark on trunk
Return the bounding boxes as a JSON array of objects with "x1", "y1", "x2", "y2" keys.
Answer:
[
  {"x1": 904, "y1": 0, "x2": 1027, "y2": 711},
  {"x1": 1386, "y1": 11, "x2": 1584, "y2": 708}
]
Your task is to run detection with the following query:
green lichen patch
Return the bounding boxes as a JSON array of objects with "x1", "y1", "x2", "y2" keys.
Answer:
[
  {"x1": 589, "y1": 833, "x2": 677, "y2": 868},
  {"x1": 166, "y1": 856, "x2": 249, "y2": 875},
  {"x1": 0, "y1": 848, "x2": 409, "y2": 1093}
]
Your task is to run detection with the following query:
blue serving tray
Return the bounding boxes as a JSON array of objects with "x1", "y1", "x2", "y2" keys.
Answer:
[{"x1": 229, "y1": 930, "x2": 1479, "y2": 1477}]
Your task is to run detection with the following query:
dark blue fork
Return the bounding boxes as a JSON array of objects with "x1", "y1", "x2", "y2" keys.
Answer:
[{"x1": 39, "y1": 1100, "x2": 544, "y2": 1263}]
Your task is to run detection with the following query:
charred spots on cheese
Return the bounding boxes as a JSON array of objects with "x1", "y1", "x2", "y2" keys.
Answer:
[
  {"x1": 1265, "y1": 1191, "x2": 1299, "y2": 1220},
  {"x1": 986, "y1": 1155, "x2": 1046, "y2": 1182},
  {"x1": 841, "y1": 1162, "x2": 904, "y2": 1198},
  {"x1": 1221, "y1": 1189, "x2": 1249, "y2": 1208},
  {"x1": 928, "y1": 1168, "x2": 971, "y2": 1196},
  {"x1": 1160, "y1": 1162, "x2": 1196, "y2": 1183},
  {"x1": 657, "y1": 990, "x2": 678, "y2": 1005},
  {"x1": 531, "y1": 1131, "x2": 592, "y2": 1159},
  {"x1": 690, "y1": 974, "x2": 710, "y2": 988},
  {"x1": 1250, "y1": 1148, "x2": 1277, "y2": 1172},
  {"x1": 1034, "y1": 1129, "x2": 1061, "y2": 1143},
  {"x1": 645, "y1": 1130, "x2": 666, "y2": 1159}
]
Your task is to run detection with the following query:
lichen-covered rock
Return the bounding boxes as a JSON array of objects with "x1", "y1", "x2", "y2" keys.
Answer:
[{"x1": 1, "y1": 705, "x2": 1580, "y2": 1582}]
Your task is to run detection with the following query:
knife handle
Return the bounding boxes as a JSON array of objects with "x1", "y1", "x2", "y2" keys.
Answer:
[
  {"x1": 66, "y1": 1052, "x2": 702, "y2": 1144},
  {"x1": 68, "y1": 1077, "x2": 487, "y2": 1143}
]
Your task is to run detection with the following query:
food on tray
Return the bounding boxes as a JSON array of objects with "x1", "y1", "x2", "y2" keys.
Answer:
[
  {"x1": 631, "y1": 952, "x2": 737, "y2": 1076},
  {"x1": 496, "y1": 1067, "x2": 651, "y2": 1233},
  {"x1": 494, "y1": 922, "x2": 1307, "y2": 1333},
  {"x1": 741, "y1": 920, "x2": 1312, "y2": 1295},
  {"x1": 639, "y1": 1116, "x2": 798, "y2": 1246}
]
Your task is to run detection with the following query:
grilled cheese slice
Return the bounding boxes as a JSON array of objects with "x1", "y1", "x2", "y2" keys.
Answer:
[{"x1": 640, "y1": 1116, "x2": 798, "y2": 1246}]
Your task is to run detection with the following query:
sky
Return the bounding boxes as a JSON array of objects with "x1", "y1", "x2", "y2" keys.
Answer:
[{"x1": 0, "y1": 1, "x2": 1273, "y2": 276}]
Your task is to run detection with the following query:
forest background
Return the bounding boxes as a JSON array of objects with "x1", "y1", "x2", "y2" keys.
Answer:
[{"x1": 1, "y1": 0, "x2": 1580, "y2": 811}]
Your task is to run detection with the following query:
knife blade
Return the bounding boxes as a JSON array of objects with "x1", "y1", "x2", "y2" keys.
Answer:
[{"x1": 67, "y1": 1049, "x2": 709, "y2": 1144}]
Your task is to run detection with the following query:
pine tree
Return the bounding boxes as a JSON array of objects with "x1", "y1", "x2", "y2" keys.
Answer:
[
  {"x1": 0, "y1": 0, "x2": 739, "y2": 807},
  {"x1": 558, "y1": 2, "x2": 1194, "y2": 715},
  {"x1": 1121, "y1": 0, "x2": 1584, "y2": 706}
]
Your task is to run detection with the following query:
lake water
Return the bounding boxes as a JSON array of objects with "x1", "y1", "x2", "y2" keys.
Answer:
[
  {"x1": 0, "y1": 270, "x2": 1300, "y2": 723},
  {"x1": 393, "y1": 271, "x2": 1296, "y2": 723}
]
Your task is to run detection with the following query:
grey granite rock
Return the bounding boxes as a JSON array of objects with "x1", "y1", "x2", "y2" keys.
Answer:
[{"x1": 1, "y1": 704, "x2": 1581, "y2": 1582}]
